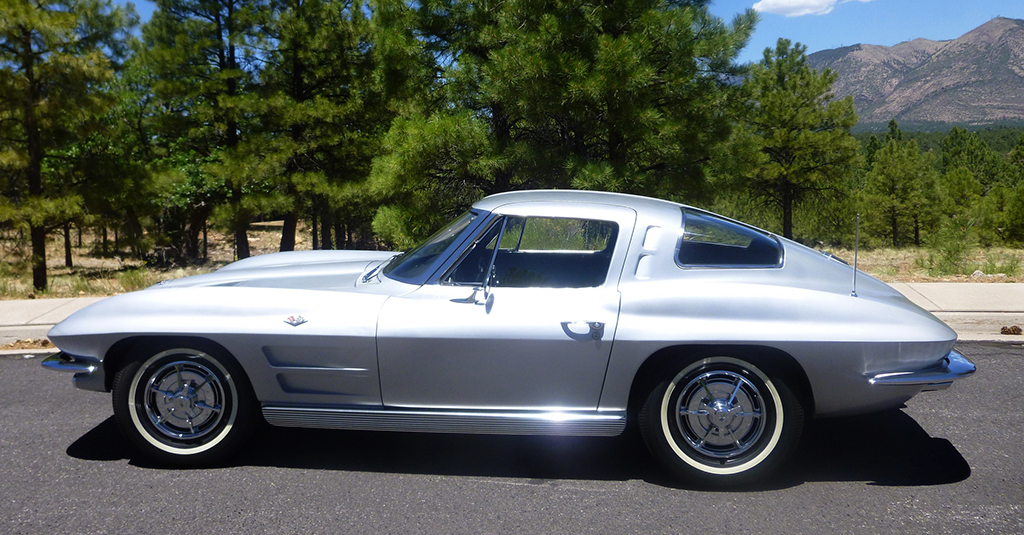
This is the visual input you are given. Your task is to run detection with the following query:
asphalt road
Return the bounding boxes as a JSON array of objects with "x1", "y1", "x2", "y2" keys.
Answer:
[{"x1": 3, "y1": 342, "x2": 1022, "y2": 534}]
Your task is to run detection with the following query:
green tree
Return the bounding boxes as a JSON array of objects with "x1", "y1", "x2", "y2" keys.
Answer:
[
  {"x1": 863, "y1": 134, "x2": 883, "y2": 168},
  {"x1": 369, "y1": 0, "x2": 757, "y2": 246},
  {"x1": 1009, "y1": 132, "x2": 1024, "y2": 184},
  {"x1": 255, "y1": 0, "x2": 390, "y2": 252},
  {"x1": 142, "y1": 0, "x2": 269, "y2": 259},
  {"x1": 940, "y1": 127, "x2": 1008, "y2": 189},
  {"x1": 862, "y1": 139, "x2": 937, "y2": 247},
  {"x1": 737, "y1": 38, "x2": 860, "y2": 240},
  {"x1": 0, "y1": 0, "x2": 134, "y2": 290}
]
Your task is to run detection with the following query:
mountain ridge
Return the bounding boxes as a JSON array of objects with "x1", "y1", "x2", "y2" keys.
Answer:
[{"x1": 808, "y1": 17, "x2": 1024, "y2": 128}]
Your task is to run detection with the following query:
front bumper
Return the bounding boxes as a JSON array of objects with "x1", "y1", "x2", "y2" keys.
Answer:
[
  {"x1": 869, "y1": 350, "x2": 976, "y2": 392},
  {"x1": 41, "y1": 352, "x2": 107, "y2": 392}
]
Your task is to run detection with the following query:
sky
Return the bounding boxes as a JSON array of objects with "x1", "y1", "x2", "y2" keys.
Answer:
[{"x1": 122, "y1": 0, "x2": 1024, "y2": 65}]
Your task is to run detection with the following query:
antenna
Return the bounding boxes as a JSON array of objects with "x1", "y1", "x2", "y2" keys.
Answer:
[{"x1": 851, "y1": 214, "x2": 860, "y2": 298}]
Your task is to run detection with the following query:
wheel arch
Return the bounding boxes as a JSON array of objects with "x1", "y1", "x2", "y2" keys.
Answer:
[
  {"x1": 103, "y1": 336, "x2": 244, "y2": 392},
  {"x1": 626, "y1": 344, "x2": 815, "y2": 422}
]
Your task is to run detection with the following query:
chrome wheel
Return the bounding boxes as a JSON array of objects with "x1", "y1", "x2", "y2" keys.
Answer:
[
  {"x1": 674, "y1": 370, "x2": 766, "y2": 461},
  {"x1": 144, "y1": 360, "x2": 226, "y2": 441},
  {"x1": 639, "y1": 355, "x2": 803, "y2": 486},
  {"x1": 112, "y1": 343, "x2": 257, "y2": 466}
]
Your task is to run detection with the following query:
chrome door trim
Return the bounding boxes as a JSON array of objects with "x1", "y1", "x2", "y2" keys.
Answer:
[{"x1": 262, "y1": 406, "x2": 626, "y2": 436}]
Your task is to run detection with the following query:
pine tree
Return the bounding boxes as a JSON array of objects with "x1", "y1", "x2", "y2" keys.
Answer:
[
  {"x1": 862, "y1": 139, "x2": 937, "y2": 248},
  {"x1": 141, "y1": 0, "x2": 269, "y2": 259},
  {"x1": 256, "y1": 0, "x2": 386, "y2": 252},
  {"x1": 940, "y1": 127, "x2": 1009, "y2": 189},
  {"x1": 369, "y1": 0, "x2": 757, "y2": 245},
  {"x1": 737, "y1": 38, "x2": 860, "y2": 240},
  {"x1": 0, "y1": 0, "x2": 134, "y2": 290}
]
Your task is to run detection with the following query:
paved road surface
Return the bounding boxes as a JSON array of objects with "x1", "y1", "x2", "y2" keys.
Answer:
[{"x1": 3, "y1": 342, "x2": 1021, "y2": 534}]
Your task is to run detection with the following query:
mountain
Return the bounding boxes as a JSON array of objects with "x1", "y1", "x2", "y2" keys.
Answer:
[{"x1": 808, "y1": 17, "x2": 1024, "y2": 129}]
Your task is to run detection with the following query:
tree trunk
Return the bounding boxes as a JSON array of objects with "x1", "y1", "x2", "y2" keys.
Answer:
[
  {"x1": 311, "y1": 208, "x2": 319, "y2": 250},
  {"x1": 223, "y1": 1, "x2": 249, "y2": 259},
  {"x1": 31, "y1": 226, "x2": 47, "y2": 291},
  {"x1": 63, "y1": 222, "x2": 73, "y2": 268},
  {"x1": 334, "y1": 217, "x2": 345, "y2": 250},
  {"x1": 233, "y1": 217, "x2": 250, "y2": 259},
  {"x1": 322, "y1": 205, "x2": 334, "y2": 250},
  {"x1": 914, "y1": 215, "x2": 921, "y2": 247},
  {"x1": 782, "y1": 188, "x2": 794, "y2": 240},
  {"x1": 281, "y1": 211, "x2": 298, "y2": 252},
  {"x1": 22, "y1": 28, "x2": 47, "y2": 291},
  {"x1": 890, "y1": 210, "x2": 899, "y2": 248}
]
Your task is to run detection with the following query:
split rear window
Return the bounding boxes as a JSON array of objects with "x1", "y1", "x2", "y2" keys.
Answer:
[{"x1": 676, "y1": 210, "x2": 783, "y2": 268}]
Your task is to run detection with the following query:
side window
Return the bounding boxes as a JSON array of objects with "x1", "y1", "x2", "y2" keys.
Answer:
[
  {"x1": 445, "y1": 221, "x2": 503, "y2": 285},
  {"x1": 445, "y1": 216, "x2": 618, "y2": 288},
  {"x1": 676, "y1": 209, "x2": 782, "y2": 268}
]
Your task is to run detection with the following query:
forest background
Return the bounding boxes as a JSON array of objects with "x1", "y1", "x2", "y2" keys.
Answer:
[{"x1": 3, "y1": 0, "x2": 1024, "y2": 293}]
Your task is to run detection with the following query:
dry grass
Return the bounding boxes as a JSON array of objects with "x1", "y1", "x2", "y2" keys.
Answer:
[
  {"x1": 0, "y1": 338, "x2": 54, "y2": 350},
  {"x1": 0, "y1": 222, "x2": 316, "y2": 300},
  {"x1": 817, "y1": 246, "x2": 1023, "y2": 283},
  {"x1": 1, "y1": 224, "x2": 1021, "y2": 300}
]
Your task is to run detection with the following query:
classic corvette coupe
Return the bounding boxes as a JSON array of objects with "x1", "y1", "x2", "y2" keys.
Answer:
[{"x1": 43, "y1": 190, "x2": 975, "y2": 485}]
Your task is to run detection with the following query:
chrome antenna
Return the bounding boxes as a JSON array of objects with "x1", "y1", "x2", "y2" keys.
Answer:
[{"x1": 851, "y1": 214, "x2": 860, "y2": 298}]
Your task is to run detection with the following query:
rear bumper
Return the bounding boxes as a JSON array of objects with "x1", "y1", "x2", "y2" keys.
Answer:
[
  {"x1": 41, "y1": 352, "x2": 107, "y2": 392},
  {"x1": 869, "y1": 350, "x2": 976, "y2": 392}
]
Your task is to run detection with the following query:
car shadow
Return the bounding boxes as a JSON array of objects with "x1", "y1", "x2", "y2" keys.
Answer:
[{"x1": 67, "y1": 408, "x2": 969, "y2": 490}]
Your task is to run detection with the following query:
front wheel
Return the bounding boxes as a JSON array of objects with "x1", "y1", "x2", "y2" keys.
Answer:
[
  {"x1": 112, "y1": 344, "x2": 257, "y2": 466},
  {"x1": 639, "y1": 356, "x2": 803, "y2": 487}
]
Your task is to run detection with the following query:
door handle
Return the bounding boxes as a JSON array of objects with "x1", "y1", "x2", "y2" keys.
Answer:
[{"x1": 562, "y1": 321, "x2": 605, "y2": 340}]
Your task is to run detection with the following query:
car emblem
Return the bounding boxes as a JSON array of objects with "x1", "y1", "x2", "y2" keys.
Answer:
[{"x1": 284, "y1": 315, "x2": 308, "y2": 327}]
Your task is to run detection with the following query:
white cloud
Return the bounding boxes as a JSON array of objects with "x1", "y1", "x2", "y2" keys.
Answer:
[{"x1": 752, "y1": 0, "x2": 874, "y2": 17}]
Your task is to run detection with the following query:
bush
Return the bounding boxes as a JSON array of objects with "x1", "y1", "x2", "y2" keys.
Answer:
[
  {"x1": 117, "y1": 269, "x2": 150, "y2": 292},
  {"x1": 923, "y1": 217, "x2": 976, "y2": 276},
  {"x1": 982, "y1": 253, "x2": 1021, "y2": 277}
]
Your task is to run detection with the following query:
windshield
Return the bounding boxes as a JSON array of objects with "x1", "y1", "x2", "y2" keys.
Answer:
[{"x1": 383, "y1": 211, "x2": 479, "y2": 281}]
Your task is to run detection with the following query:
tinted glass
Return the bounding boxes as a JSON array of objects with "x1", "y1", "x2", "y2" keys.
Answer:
[
  {"x1": 384, "y1": 211, "x2": 477, "y2": 281},
  {"x1": 446, "y1": 216, "x2": 618, "y2": 288},
  {"x1": 676, "y1": 210, "x2": 782, "y2": 267}
]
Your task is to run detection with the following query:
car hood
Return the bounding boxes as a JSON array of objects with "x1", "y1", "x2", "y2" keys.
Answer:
[{"x1": 151, "y1": 250, "x2": 399, "y2": 291}]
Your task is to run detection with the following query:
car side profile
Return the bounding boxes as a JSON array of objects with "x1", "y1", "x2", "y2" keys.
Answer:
[{"x1": 44, "y1": 190, "x2": 975, "y2": 486}]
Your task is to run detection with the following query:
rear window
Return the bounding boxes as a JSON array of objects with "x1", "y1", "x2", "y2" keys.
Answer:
[{"x1": 676, "y1": 209, "x2": 782, "y2": 268}]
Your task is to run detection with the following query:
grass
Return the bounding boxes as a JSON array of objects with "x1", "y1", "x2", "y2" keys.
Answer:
[{"x1": 818, "y1": 246, "x2": 1022, "y2": 282}]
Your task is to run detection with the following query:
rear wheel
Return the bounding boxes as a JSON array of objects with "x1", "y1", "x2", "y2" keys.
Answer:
[
  {"x1": 112, "y1": 344, "x2": 257, "y2": 466},
  {"x1": 639, "y1": 356, "x2": 803, "y2": 487}
]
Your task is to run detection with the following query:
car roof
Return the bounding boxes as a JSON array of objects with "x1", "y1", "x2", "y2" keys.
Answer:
[{"x1": 472, "y1": 189, "x2": 686, "y2": 213}]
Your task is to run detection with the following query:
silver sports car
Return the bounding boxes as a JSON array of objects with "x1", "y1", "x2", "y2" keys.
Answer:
[{"x1": 43, "y1": 190, "x2": 975, "y2": 486}]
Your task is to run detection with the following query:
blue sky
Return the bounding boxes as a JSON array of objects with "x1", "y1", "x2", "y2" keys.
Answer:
[
  {"x1": 709, "y1": 0, "x2": 1024, "y2": 64},
  {"x1": 123, "y1": 0, "x2": 1023, "y2": 65}
]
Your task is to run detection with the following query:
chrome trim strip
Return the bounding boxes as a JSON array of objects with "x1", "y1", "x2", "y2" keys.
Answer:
[
  {"x1": 869, "y1": 350, "x2": 976, "y2": 391},
  {"x1": 262, "y1": 406, "x2": 626, "y2": 437}
]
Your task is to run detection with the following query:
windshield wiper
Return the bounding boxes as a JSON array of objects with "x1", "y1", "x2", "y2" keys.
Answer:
[{"x1": 362, "y1": 253, "x2": 403, "y2": 283}]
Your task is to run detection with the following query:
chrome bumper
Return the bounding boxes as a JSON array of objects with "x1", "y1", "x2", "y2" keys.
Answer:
[
  {"x1": 41, "y1": 352, "x2": 107, "y2": 392},
  {"x1": 869, "y1": 350, "x2": 976, "y2": 392}
]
